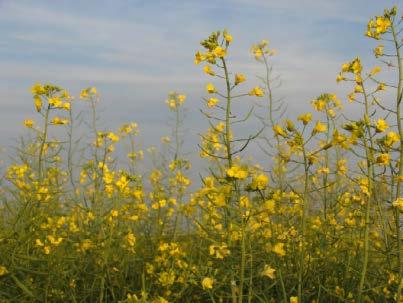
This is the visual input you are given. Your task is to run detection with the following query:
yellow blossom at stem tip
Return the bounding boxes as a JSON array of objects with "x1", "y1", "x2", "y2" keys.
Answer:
[
  {"x1": 392, "y1": 198, "x2": 403, "y2": 212},
  {"x1": 203, "y1": 65, "x2": 215, "y2": 76},
  {"x1": 273, "y1": 242, "x2": 286, "y2": 257},
  {"x1": 201, "y1": 277, "x2": 214, "y2": 289},
  {"x1": 207, "y1": 98, "x2": 219, "y2": 108},
  {"x1": 313, "y1": 121, "x2": 327, "y2": 133},
  {"x1": 23, "y1": 119, "x2": 34, "y2": 128},
  {"x1": 206, "y1": 83, "x2": 217, "y2": 94},
  {"x1": 213, "y1": 46, "x2": 226, "y2": 58},
  {"x1": 227, "y1": 165, "x2": 248, "y2": 179},
  {"x1": 298, "y1": 113, "x2": 312, "y2": 125},
  {"x1": 235, "y1": 73, "x2": 246, "y2": 85},
  {"x1": 273, "y1": 124, "x2": 287, "y2": 137},
  {"x1": 375, "y1": 119, "x2": 388, "y2": 133},
  {"x1": 248, "y1": 86, "x2": 264, "y2": 97},
  {"x1": 261, "y1": 265, "x2": 276, "y2": 279}
]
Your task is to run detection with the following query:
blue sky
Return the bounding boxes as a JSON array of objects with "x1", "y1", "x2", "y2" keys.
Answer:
[{"x1": 0, "y1": 0, "x2": 401, "y2": 161}]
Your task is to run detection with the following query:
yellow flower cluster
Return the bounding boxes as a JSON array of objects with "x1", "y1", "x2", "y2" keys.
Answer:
[
  {"x1": 366, "y1": 13, "x2": 393, "y2": 39},
  {"x1": 165, "y1": 91, "x2": 186, "y2": 110}
]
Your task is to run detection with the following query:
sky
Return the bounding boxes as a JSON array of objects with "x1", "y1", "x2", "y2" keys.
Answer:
[{"x1": 0, "y1": 0, "x2": 401, "y2": 166}]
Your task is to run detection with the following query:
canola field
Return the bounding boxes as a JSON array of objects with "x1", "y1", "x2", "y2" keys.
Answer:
[{"x1": 0, "y1": 6, "x2": 402, "y2": 303}]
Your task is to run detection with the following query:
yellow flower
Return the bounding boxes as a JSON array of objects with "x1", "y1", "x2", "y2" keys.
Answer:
[
  {"x1": 351, "y1": 59, "x2": 362, "y2": 74},
  {"x1": 213, "y1": 46, "x2": 226, "y2": 58},
  {"x1": 63, "y1": 102, "x2": 71, "y2": 111},
  {"x1": 35, "y1": 239, "x2": 44, "y2": 247},
  {"x1": 209, "y1": 243, "x2": 230, "y2": 259},
  {"x1": 376, "y1": 153, "x2": 390, "y2": 165},
  {"x1": 107, "y1": 132, "x2": 119, "y2": 142},
  {"x1": 374, "y1": 45, "x2": 384, "y2": 57},
  {"x1": 348, "y1": 93, "x2": 356, "y2": 103},
  {"x1": 24, "y1": 119, "x2": 34, "y2": 128},
  {"x1": 376, "y1": 83, "x2": 386, "y2": 91},
  {"x1": 385, "y1": 131, "x2": 399, "y2": 147},
  {"x1": 379, "y1": 17, "x2": 392, "y2": 30},
  {"x1": 290, "y1": 296, "x2": 298, "y2": 303},
  {"x1": 375, "y1": 119, "x2": 388, "y2": 133},
  {"x1": 31, "y1": 83, "x2": 45, "y2": 95},
  {"x1": 240, "y1": 195, "x2": 250, "y2": 208},
  {"x1": 116, "y1": 175, "x2": 129, "y2": 191},
  {"x1": 43, "y1": 246, "x2": 51, "y2": 255},
  {"x1": 203, "y1": 65, "x2": 215, "y2": 76},
  {"x1": 155, "y1": 297, "x2": 169, "y2": 303},
  {"x1": 264, "y1": 199, "x2": 276, "y2": 214},
  {"x1": 206, "y1": 83, "x2": 217, "y2": 94},
  {"x1": 201, "y1": 277, "x2": 214, "y2": 289},
  {"x1": 317, "y1": 167, "x2": 330, "y2": 174},
  {"x1": 253, "y1": 48, "x2": 263, "y2": 59},
  {"x1": 250, "y1": 174, "x2": 269, "y2": 190},
  {"x1": 0, "y1": 266, "x2": 8, "y2": 276},
  {"x1": 34, "y1": 96, "x2": 42, "y2": 112},
  {"x1": 178, "y1": 94, "x2": 186, "y2": 104},
  {"x1": 273, "y1": 124, "x2": 287, "y2": 137},
  {"x1": 126, "y1": 232, "x2": 136, "y2": 247},
  {"x1": 370, "y1": 66, "x2": 381, "y2": 76},
  {"x1": 248, "y1": 86, "x2": 264, "y2": 97},
  {"x1": 234, "y1": 73, "x2": 246, "y2": 85},
  {"x1": 312, "y1": 99, "x2": 326, "y2": 112},
  {"x1": 215, "y1": 122, "x2": 225, "y2": 132},
  {"x1": 314, "y1": 121, "x2": 327, "y2": 133},
  {"x1": 166, "y1": 99, "x2": 176, "y2": 109},
  {"x1": 297, "y1": 113, "x2": 312, "y2": 125},
  {"x1": 48, "y1": 97, "x2": 62, "y2": 107},
  {"x1": 224, "y1": 32, "x2": 233, "y2": 43},
  {"x1": 336, "y1": 73, "x2": 345, "y2": 82},
  {"x1": 341, "y1": 63, "x2": 350, "y2": 73},
  {"x1": 207, "y1": 97, "x2": 219, "y2": 108},
  {"x1": 80, "y1": 239, "x2": 93, "y2": 251},
  {"x1": 327, "y1": 108, "x2": 336, "y2": 118},
  {"x1": 261, "y1": 264, "x2": 276, "y2": 279},
  {"x1": 80, "y1": 89, "x2": 89, "y2": 99},
  {"x1": 392, "y1": 198, "x2": 403, "y2": 212},
  {"x1": 273, "y1": 242, "x2": 286, "y2": 257},
  {"x1": 194, "y1": 51, "x2": 205, "y2": 64},
  {"x1": 80, "y1": 87, "x2": 97, "y2": 99},
  {"x1": 227, "y1": 165, "x2": 248, "y2": 179},
  {"x1": 342, "y1": 58, "x2": 362, "y2": 75},
  {"x1": 354, "y1": 85, "x2": 363, "y2": 93},
  {"x1": 47, "y1": 235, "x2": 63, "y2": 246},
  {"x1": 51, "y1": 117, "x2": 69, "y2": 125},
  {"x1": 285, "y1": 119, "x2": 295, "y2": 131}
]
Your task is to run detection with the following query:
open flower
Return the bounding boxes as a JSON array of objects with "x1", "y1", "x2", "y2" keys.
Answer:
[
  {"x1": 201, "y1": 277, "x2": 214, "y2": 290},
  {"x1": 375, "y1": 119, "x2": 388, "y2": 133},
  {"x1": 24, "y1": 119, "x2": 34, "y2": 128},
  {"x1": 206, "y1": 83, "x2": 217, "y2": 94},
  {"x1": 261, "y1": 265, "x2": 276, "y2": 279},
  {"x1": 234, "y1": 73, "x2": 246, "y2": 85},
  {"x1": 248, "y1": 86, "x2": 264, "y2": 97}
]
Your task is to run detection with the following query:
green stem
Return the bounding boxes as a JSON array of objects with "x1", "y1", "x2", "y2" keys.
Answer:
[
  {"x1": 391, "y1": 22, "x2": 402, "y2": 302},
  {"x1": 222, "y1": 57, "x2": 233, "y2": 167},
  {"x1": 358, "y1": 82, "x2": 374, "y2": 303},
  {"x1": 298, "y1": 136, "x2": 310, "y2": 303},
  {"x1": 38, "y1": 105, "x2": 50, "y2": 180}
]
